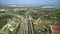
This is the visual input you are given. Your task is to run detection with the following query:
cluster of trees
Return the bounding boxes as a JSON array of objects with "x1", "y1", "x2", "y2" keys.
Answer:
[
  {"x1": 0, "y1": 14, "x2": 21, "y2": 34},
  {"x1": 0, "y1": 7, "x2": 60, "y2": 34}
]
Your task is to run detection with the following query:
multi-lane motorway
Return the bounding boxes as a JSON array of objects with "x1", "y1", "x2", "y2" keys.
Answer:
[{"x1": 16, "y1": 15, "x2": 34, "y2": 34}]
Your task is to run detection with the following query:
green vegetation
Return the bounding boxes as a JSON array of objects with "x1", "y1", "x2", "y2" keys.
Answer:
[
  {"x1": 0, "y1": 14, "x2": 21, "y2": 34},
  {"x1": 0, "y1": 6, "x2": 60, "y2": 34}
]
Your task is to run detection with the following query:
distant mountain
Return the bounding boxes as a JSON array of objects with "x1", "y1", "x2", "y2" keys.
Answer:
[
  {"x1": 0, "y1": 4, "x2": 60, "y2": 8},
  {"x1": 41, "y1": 6, "x2": 60, "y2": 8}
]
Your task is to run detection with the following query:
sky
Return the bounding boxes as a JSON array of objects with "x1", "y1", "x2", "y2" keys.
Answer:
[{"x1": 0, "y1": 0, "x2": 60, "y2": 6}]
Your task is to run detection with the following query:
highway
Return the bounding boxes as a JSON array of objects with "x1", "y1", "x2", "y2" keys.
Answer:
[
  {"x1": 16, "y1": 15, "x2": 34, "y2": 34},
  {"x1": 26, "y1": 15, "x2": 34, "y2": 34}
]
